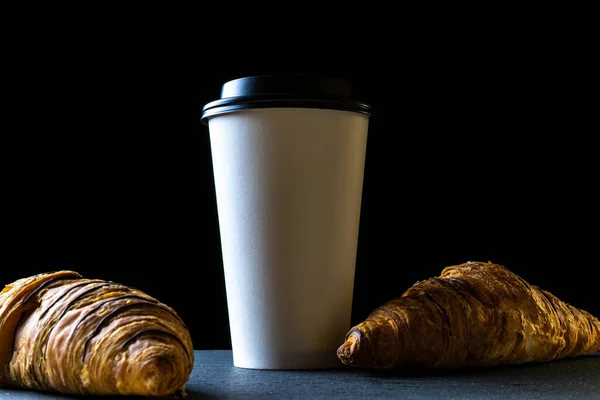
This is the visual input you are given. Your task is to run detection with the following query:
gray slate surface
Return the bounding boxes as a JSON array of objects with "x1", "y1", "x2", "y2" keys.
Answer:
[{"x1": 1, "y1": 350, "x2": 599, "y2": 399}]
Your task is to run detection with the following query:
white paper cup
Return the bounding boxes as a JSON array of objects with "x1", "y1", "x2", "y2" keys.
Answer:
[{"x1": 202, "y1": 75, "x2": 371, "y2": 369}]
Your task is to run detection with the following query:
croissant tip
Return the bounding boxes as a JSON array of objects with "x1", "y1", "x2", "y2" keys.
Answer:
[
  {"x1": 337, "y1": 331, "x2": 361, "y2": 365},
  {"x1": 123, "y1": 354, "x2": 187, "y2": 397}
]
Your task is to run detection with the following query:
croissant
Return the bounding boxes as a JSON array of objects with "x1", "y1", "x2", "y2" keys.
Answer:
[
  {"x1": 338, "y1": 261, "x2": 600, "y2": 369},
  {"x1": 0, "y1": 271, "x2": 193, "y2": 396}
]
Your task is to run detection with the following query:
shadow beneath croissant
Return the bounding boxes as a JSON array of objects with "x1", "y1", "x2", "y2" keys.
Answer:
[
  {"x1": 353, "y1": 353, "x2": 600, "y2": 378},
  {"x1": 180, "y1": 388, "x2": 223, "y2": 399}
]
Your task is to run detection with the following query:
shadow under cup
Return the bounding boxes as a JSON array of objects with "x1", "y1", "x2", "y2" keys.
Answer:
[{"x1": 202, "y1": 75, "x2": 372, "y2": 370}]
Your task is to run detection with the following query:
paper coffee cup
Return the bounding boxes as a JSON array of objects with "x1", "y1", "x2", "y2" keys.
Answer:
[{"x1": 202, "y1": 75, "x2": 371, "y2": 369}]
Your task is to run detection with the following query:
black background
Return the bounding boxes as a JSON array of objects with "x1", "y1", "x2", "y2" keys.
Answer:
[{"x1": 3, "y1": 16, "x2": 598, "y2": 350}]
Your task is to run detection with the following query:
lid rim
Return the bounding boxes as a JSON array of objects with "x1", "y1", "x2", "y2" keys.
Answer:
[{"x1": 201, "y1": 101, "x2": 372, "y2": 124}]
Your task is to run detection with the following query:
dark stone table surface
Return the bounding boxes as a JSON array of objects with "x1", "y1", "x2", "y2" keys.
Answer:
[{"x1": 2, "y1": 350, "x2": 599, "y2": 399}]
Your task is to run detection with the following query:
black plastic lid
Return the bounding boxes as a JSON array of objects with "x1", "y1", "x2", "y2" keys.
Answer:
[{"x1": 201, "y1": 74, "x2": 371, "y2": 125}]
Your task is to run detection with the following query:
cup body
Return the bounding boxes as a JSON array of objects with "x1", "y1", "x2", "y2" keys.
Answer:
[{"x1": 208, "y1": 106, "x2": 369, "y2": 369}]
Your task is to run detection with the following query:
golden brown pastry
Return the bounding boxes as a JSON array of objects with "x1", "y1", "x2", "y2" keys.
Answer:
[
  {"x1": 338, "y1": 261, "x2": 600, "y2": 369},
  {"x1": 0, "y1": 271, "x2": 193, "y2": 396}
]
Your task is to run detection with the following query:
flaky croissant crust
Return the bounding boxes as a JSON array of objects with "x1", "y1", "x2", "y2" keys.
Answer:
[
  {"x1": 0, "y1": 271, "x2": 193, "y2": 396},
  {"x1": 338, "y1": 261, "x2": 600, "y2": 369}
]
